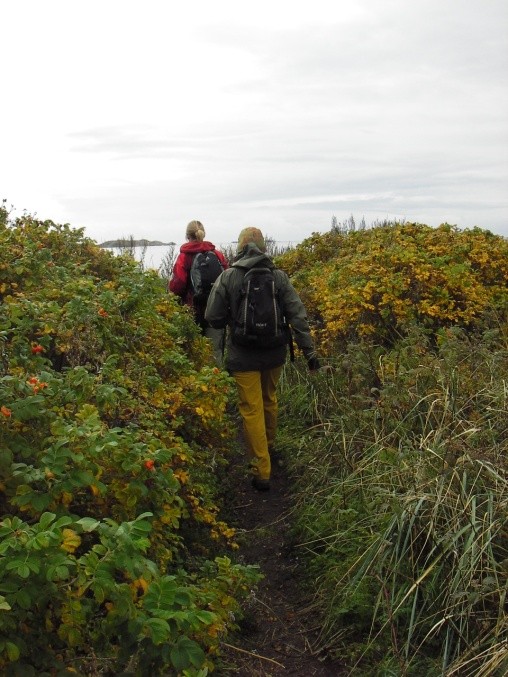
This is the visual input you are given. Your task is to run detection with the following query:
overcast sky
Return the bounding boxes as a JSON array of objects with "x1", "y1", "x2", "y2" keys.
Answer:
[{"x1": 2, "y1": 0, "x2": 507, "y2": 246}]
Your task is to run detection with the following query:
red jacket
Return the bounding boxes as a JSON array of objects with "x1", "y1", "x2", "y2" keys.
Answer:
[{"x1": 168, "y1": 241, "x2": 228, "y2": 306}]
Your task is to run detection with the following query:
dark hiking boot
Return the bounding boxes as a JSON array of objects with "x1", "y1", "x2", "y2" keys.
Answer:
[{"x1": 251, "y1": 477, "x2": 270, "y2": 492}]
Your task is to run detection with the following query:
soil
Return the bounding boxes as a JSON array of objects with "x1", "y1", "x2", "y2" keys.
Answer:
[{"x1": 218, "y1": 452, "x2": 348, "y2": 676}]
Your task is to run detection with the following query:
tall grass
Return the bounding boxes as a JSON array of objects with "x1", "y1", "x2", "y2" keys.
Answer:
[
  {"x1": 278, "y1": 327, "x2": 508, "y2": 675},
  {"x1": 158, "y1": 242, "x2": 177, "y2": 280}
]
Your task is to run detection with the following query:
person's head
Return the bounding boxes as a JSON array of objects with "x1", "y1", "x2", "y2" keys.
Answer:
[
  {"x1": 237, "y1": 227, "x2": 266, "y2": 254},
  {"x1": 186, "y1": 220, "x2": 205, "y2": 242}
]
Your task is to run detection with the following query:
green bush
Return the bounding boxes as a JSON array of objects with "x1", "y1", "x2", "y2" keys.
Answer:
[{"x1": 0, "y1": 207, "x2": 260, "y2": 675}]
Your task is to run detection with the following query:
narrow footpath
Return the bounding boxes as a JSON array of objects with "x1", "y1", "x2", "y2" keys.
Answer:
[{"x1": 219, "y1": 453, "x2": 347, "y2": 676}]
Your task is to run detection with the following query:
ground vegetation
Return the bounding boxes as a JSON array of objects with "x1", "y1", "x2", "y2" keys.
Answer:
[
  {"x1": 271, "y1": 223, "x2": 508, "y2": 675},
  {"x1": 1, "y1": 207, "x2": 506, "y2": 676}
]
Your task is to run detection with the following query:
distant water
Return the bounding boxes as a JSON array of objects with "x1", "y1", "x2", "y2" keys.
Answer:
[
  {"x1": 104, "y1": 240, "x2": 296, "y2": 271},
  {"x1": 104, "y1": 245, "x2": 175, "y2": 271}
]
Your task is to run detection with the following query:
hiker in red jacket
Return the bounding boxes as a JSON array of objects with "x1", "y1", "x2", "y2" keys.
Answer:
[{"x1": 169, "y1": 220, "x2": 228, "y2": 363}]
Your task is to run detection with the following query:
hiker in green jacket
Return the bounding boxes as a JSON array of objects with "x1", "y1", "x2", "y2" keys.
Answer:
[{"x1": 205, "y1": 227, "x2": 320, "y2": 491}]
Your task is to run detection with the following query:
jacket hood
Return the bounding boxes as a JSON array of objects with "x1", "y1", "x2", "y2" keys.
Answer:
[
  {"x1": 179, "y1": 241, "x2": 217, "y2": 254},
  {"x1": 232, "y1": 244, "x2": 274, "y2": 270}
]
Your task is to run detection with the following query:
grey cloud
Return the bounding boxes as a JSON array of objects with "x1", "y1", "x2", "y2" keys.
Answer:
[
  {"x1": 208, "y1": 1, "x2": 508, "y2": 115},
  {"x1": 60, "y1": 155, "x2": 507, "y2": 246},
  {"x1": 69, "y1": 126, "x2": 234, "y2": 159},
  {"x1": 62, "y1": 1, "x2": 507, "y2": 241}
]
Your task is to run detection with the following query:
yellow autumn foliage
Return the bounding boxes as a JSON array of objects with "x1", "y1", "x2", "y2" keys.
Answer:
[
  {"x1": 277, "y1": 222, "x2": 508, "y2": 353},
  {"x1": 60, "y1": 528, "x2": 81, "y2": 553}
]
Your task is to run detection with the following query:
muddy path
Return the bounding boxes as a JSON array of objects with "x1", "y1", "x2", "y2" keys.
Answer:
[{"x1": 218, "y1": 453, "x2": 348, "y2": 676}]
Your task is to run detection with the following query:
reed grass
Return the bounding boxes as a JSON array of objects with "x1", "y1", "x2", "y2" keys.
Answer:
[{"x1": 278, "y1": 327, "x2": 508, "y2": 675}]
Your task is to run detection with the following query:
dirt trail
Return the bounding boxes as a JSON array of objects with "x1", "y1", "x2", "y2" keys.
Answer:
[{"x1": 219, "y1": 455, "x2": 347, "y2": 676}]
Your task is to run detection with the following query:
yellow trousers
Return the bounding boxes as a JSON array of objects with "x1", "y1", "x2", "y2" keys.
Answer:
[{"x1": 232, "y1": 367, "x2": 283, "y2": 481}]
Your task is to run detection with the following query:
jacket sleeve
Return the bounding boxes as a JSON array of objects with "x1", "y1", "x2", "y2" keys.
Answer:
[
  {"x1": 216, "y1": 250, "x2": 229, "y2": 270},
  {"x1": 168, "y1": 253, "x2": 190, "y2": 298},
  {"x1": 277, "y1": 271, "x2": 318, "y2": 359},
  {"x1": 204, "y1": 270, "x2": 230, "y2": 329}
]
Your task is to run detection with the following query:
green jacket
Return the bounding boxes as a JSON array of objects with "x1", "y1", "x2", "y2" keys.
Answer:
[{"x1": 204, "y1": 244, "x2": 317, "y2": 372}]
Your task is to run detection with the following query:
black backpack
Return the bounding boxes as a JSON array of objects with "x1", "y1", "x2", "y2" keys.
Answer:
[
  {"x1": 232, "y1": 267, "x2": 290, "y2": 349},
  {"x1": 189, "y1": 251, "x2": 223, "y2": 303}
]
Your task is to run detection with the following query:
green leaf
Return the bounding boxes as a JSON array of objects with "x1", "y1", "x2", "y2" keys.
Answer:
[
  {"x1": 0, "y1": 540, "x2": 15, "y2": 555},
  {"x1": 132, "y1": 520, "x2": 152, "y2": 534},
  {"x1": 38, "y1": 512, "x2": 56, "y2": 530},
  {"x1": 76, "y1": 517, "x2": 100, "y2": 532},
  {"x1": 17, "y1": 563, "x2": 30, "y2": 579},
  {"x1": 93, "y1": 583, "x2": 106, "y2": 603},
  {"x1": 53, "y1": 516, "x2": 73, "y2": 529},
  {"x1": 145, "y1": 617, "x2": 170, "y2": 644},
  {"x1": 0, "y1": 595, "x2": 11, "y2": 611},
  {"x1": 10, "y1": 395, "x2": 46, "y2": 421},
  {"x1": 33, "y1": 532, "x2": 51, "y2": 549},
  {"x1": 16, "y1": 589, "x2": 32, "y2": 609},
  {"x1": 170, "y1": 636, "x2": 205, "y2": 671},
  {"x1": 175, "y1": 589, "x2": 192, "y2": 606},
  {"x1": 67, "y1": 627, "x2": 82, "y2": 647},
  {"x1": 5, "y1": 641, "x2": 20, "y2": 661},
  {"x1": 5, "y1": 559, "x2": 25, "y2": 571},
  {"x1": 31, "y1": 493, "x2": 51, "y2": 511},
  {"x1": 144, "y1": 578, "x2": 178, "y2": 612},
  {"x1": 71, "y1": 470, "x2": 95, "y2": 485},
  {"x1": 195, "y1": 610, "x2": 216, "y2": 624},
  {"x1": 55, "y1": 565, "x2": 70, "y2": 580},
  {"x1": 135, "y1": 512, "x2": 154, "y2": 521},
  {"x1": 26, "y1": 559, "x2": 40, "y2": 574},
  {"x1": 0, "y1": 447, "x2": 13, "y2": 468}
]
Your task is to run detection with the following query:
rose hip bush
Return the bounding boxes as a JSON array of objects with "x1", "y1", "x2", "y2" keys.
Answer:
[{"x1": 0, "y1": 206, "x2": 259, "y2": 675}]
